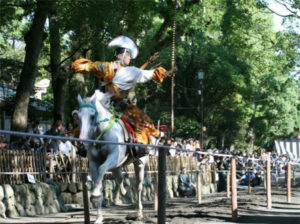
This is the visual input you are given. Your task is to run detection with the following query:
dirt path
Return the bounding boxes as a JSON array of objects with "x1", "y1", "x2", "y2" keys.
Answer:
[{"x1": 1, "y1": 183, "x2": 300, "y2": 224}]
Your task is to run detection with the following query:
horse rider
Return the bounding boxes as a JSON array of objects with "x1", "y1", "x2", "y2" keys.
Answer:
[{"x1": 71, "y1": 35, "x2": 172, "y2": 145}]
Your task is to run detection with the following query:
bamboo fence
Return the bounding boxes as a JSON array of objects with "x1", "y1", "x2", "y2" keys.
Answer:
[
  {"x1": 0, "y1": 150, "x2": 210, "y2": 185},
  {"x1": 0, "y1": 150, "x2": 45, "y2": 184}
]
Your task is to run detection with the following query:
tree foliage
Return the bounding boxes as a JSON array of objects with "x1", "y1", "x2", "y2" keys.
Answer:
[{"x1": 0, "y1": 0, "x2": 298, "y2": 150}]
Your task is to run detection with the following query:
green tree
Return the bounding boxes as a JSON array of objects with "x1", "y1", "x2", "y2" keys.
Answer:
[{"x1": 11, "y1": 0, "x2": 51, "y2": 132}]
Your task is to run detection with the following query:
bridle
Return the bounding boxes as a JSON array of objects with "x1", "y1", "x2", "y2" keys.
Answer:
[{"x1": 80, "y1": 103, "x2": 121, "y2": 145}]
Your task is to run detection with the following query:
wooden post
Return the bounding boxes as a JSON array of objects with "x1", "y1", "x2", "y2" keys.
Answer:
[
  {"x1": 197, "y1": 169, "x2": 202, "y2": 204},
  {"x1": 285, "y1": 166, "x2": 287, "y2": 183},
  {"x1": 72, "y1": 146, "x2": 77, "y2": 183},
  {"x1": 266, "y1": 156, "x2": 272, "y2": 209},
  {"x1": 275, "y1": 168, "x2": 278, "y2": 185},
  {"x1": 158, "y1": 146, "x2": 166, "y2": 224},
  {"x1": 264, "y1": 171, "x2": 266, "y2": 190},
  {"x1": 42, "y1": 149, "x2": 46, "y2": 182},
  {"x1": 49, "y1": 149, "x2": 54, "y2": 180},
  {"x1": 154, "y1": 171, "x2": 158, "y2": 211},
  {"x1": 286, "y1": 162, "x2": 291, "y2": 203},
  {"x1": 82, "y1": 172, "x2": 90, "y2": 224},
  {"x1": 248, "y1": 168, "x2": 251, "y2": 194},
  {"x1": 231, "y1": 157, "x2": 238, "y2": 222},
  {"x1": 0, "y1": 151, "x2": 3, "y2": 184},
  {"x1": 292, "y1": 166, "x2": 296, "y2": 186},
  {"x1": 227, "y1": 170, "x2": 231, "y2": 198}
]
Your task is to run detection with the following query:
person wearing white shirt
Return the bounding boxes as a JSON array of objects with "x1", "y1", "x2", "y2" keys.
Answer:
[
  {"x1": 169, "y1": 140, "x2": 178, "y2": 157},
  {"x1": 58, "y1": 133, "x2": 73, "y2": 155},
  {"x1": 71, "y1": 35, "x2": 173, "y2": 146}
]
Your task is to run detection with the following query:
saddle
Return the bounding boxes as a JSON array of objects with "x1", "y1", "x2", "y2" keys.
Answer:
[
  {"x1": 118, "y1": 117, "x2": 148, "y2": 158},
  {"x1": 118, "y1": 117, "x2": 136, "y2": 143}
]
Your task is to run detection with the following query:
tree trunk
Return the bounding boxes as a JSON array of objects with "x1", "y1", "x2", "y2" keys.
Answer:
[
  {"x1": 249, "y1": 103, "x2": 256, "y2": 152},
  {"x1": 49, "y1": 0, "x2": 67, "y2": 123},
  {"x1": 217, "y1": 130, "x2": 226, "y2": 150},
  {"x1": 11, "y1": 0, "x2": 49, "y2": 132}
]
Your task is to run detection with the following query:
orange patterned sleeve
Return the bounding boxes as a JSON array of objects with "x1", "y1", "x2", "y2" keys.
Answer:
[
  {"x1": 151, "y1": 66, "x2": 167, "y2": 83},
  {"x1": 71, "y1": 58, "x2": 111, "y2": 78}
]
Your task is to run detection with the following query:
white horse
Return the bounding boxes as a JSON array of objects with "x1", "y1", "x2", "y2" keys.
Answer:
[{"x1": 77, "y1": 90, "x2": 147, "y2": 224}]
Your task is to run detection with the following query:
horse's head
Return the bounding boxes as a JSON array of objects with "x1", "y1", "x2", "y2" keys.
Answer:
[{"x1": 77, "y1": 90, "x2": 112, "y2": 143}]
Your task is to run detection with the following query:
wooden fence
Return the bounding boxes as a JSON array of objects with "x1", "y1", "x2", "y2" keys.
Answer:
[
  {"x1": 0, "y1": 150, "x2": 45, "y2": 184},
  {"x1": 0, "y1": 150, "x2": 207, "y2": 185}
]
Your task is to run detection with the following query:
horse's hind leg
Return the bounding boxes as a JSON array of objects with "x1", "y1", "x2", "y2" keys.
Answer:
[
  {"x1": 112, "y1": 168, "x2": 127, "y2": 196},
  {"x1": 111, "y1": 168, "x2": 127, "y2": 205}
]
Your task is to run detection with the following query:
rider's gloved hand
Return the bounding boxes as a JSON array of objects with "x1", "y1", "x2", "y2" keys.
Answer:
[{"x1": 71, "y1": 58, "x2": 93, "y2": 73}]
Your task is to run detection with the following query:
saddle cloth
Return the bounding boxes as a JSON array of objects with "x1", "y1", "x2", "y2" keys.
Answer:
[{"x1": 118, "y1": 117, "x2": 149, "y2": 158}]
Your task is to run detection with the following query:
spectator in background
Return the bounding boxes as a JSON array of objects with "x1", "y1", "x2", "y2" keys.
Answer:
[
  {"x1": 46, "y1": 120, "x2": 63, "y2": 136},
  {"x1": 0, "y1": 134, "x2": 7, "y2": 149},
  {"x1": 44, "y1": 120, "x2": 63, "y2": 153},
  {"x1": 181, "y1": 139, "x2": 187, "y2": 156},
  {"x1": 217, "y1": 157, "x2": 227, "y2": 192},
  {"x1": 185, "y1": 139, "x2": 192, "y2": 150},
  {"x1": 71, "y1": 110, "x2": 89, "y2": 157},
  {"x1": 198, "y1": 154, "x2": 209, "y2": 165},
  {"x1": 186, "y1": 139, "x2": 196, "y2": 156},
  {"x1": 29, "y1": 137, "x2": 43, "y2": 151},
  {"x1": 14, "y1": 137, "x2": 31, "y2": 151},
  {"x1": 207, "y1": 149, "x2": 215, "y2": 164},
  {"x1": 66, "y1": 122, "x2": 74, "y2": 133},
  {"x1": 195, "y1": 140, "x2": 201, "y2": 150},
  {"x1": 27, "y1": 118, "x2": 44, "y2": 134},
  {"x1": 72, "y1": 110, "x2": 80, "y2": 138},
  {"x1": 178, "y1": 166, "x2": 196, "y2": 197},
  {"x1": 164, "y1": 138, "x2": 172, "y2": 156},
  {"x1": 175, "y1": 140, "x2": 184, "y2": 156},
  {"x1": 169, "y1": 139, "x2": 177, "y2": 157},
  {"x1": 27, "y1": 119, "x2": 44, "y2": 149},
  {"x1": 58, "y1": 132, "x2": 73, "y2": 155}
]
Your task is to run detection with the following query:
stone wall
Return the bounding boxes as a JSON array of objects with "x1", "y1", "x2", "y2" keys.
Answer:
[
  {"x1": 0, "y1": 171, "x2": 217, "y2": 218},
  {"x1": 0, "y1": 183, "x2": 64, "y2": 218}
]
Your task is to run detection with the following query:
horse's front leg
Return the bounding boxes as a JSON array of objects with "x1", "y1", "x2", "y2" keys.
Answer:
[
  {"x1": 91, "y1": 159, "x2": 116, "y2": 199},
  {"x1": 90, "y1": 156, "x2": 118, "y2": 224},
  {"x1": 134, "y1": 156, "x2": 147, "y2": 220},
  {"x1": 89, "y1": 160, "x2": 104, "y2": 224}
]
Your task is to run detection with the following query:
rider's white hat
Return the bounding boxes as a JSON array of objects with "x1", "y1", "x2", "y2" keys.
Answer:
[{"x1": 108, "y1": 35, "x2": 139, "y2": 59}]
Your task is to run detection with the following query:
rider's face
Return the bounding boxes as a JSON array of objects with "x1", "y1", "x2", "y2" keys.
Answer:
[{"x1": 118, "y1": 52, "x2": 131, "y2": 66}]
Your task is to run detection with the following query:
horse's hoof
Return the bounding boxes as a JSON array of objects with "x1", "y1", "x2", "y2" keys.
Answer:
[
  {"x1": 90, "y1": 195, "x2": 101, "y2": 203},
  {"x1": 114, "y1": 200, "x2": 123, "y2": 206},
  {"x1": 136, "y1": 215, "x2": 144, "y2": 221},
  {"x1": 94, "y1": 216, "x2": 103, "y2": 224},
  {"x1": 126, "y1": 213, "x2": 143, "y2": 221}
]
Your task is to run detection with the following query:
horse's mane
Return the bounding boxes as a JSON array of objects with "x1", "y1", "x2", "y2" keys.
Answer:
[
  {"x1": 80, "y1": 90, "x2": 112, "y2": 111},
  {"x1": 97, "y1": 90, "x2": 112, "y2": 109}
]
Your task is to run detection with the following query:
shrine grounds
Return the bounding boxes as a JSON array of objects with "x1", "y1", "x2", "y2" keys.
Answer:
[{"x1": 1, "y1": 179, "x2": 299, "y2": 224}]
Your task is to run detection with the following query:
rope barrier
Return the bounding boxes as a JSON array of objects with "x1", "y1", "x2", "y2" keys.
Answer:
[
  {"x1": 0, "y1": 129, "x2": 299, "y2": 165},
  {"x1": 0, "y1": 168, "x2": 298, "y2": 175}
]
